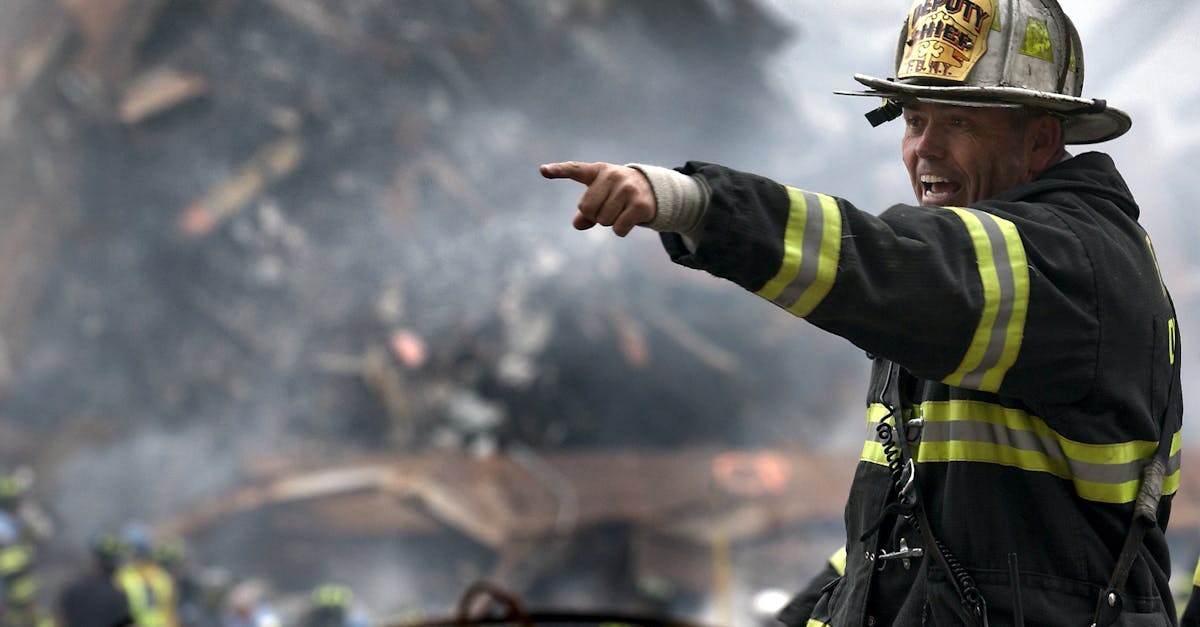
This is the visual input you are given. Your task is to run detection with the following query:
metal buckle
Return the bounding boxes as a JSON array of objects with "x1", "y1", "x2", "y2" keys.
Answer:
[{"x1": 878, "y1": 537, "x2": 925, "y2": 571}]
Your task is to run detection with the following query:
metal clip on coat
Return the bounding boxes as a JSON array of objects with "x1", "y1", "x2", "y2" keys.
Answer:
[{"x1": 877, "y1": 538, "x2": 924, "y2": 571}]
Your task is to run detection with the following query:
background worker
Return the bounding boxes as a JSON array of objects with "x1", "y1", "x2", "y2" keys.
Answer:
[
  {"x1": 1184, "y1": 555, "x2": 1200, "y2": 626},
  {"x1": 541, "y1": 0, "x2": 1182, "y2": 624},
  {"x1": 115, "y1": 523, "x2": 179, "y2": 627},
  {"x1": 154, "y1": 538, "x2": 213, "y2": 627},
  {"x1": 0, "y1": 468, "x2": 51, "y2": 627},
  {"x1": 57, "y1": 530, "x2": 132, "y2": 627},
  {"x1": 297, "y1": 584, "x2": 368, "y2": 627}
]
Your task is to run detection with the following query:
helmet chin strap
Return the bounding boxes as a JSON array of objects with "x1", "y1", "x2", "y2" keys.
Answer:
[{"x1": 866, "y1": 99, "x2": 905, "y2": 128}]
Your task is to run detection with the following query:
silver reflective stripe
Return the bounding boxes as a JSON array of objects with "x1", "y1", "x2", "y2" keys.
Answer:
[
  {"x1": 861, "y1": 401, "x2": 1182, "y2": 504},
  {"x1": 942, "y1": 207, "x2": 1029, "y2": 393},
  {"x1": 920, "y1": 421, "x2": 1141, "y2": 485},
  {"x1": 755, "y1": 188, "x2": 841, "y2": 317},
  {"x1": 775, "y1": 191, "x2": 826, "y2": 309},
  {"x1": 958, "y1": 207, "x2": 1017, "y2": 390}
]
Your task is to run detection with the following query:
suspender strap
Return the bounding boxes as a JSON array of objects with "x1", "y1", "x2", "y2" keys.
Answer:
[
  {"x1": 1092, "y1": 314, "x2": 1180, "y2": 627},
  {"x1": 1091, "y1": 440, "x2": 1172, "y2": 626}
]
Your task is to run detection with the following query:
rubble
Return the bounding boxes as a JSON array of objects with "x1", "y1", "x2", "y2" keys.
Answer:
[
  {"x1": 118, "y1": 65, "x2": 208, "y2": 125},
  {"x1": 179, "y1": 135, "x2": 305, "y2": 237},
  {"x1": 2, "y1": 0, "x2": 1195, "y2": 623}
]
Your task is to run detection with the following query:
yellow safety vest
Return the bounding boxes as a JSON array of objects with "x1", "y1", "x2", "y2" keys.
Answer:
[{"x1": 115, "y1": 562, "x2": 179, "y2": 627}]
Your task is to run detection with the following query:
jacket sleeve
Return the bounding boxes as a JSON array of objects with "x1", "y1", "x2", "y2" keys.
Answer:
[
  {"x1": 1184, "y1": 556, "x2": 1200, "y2": 627},
  {"x1": 660, "y1": 161, "x2": 1098, "y2": 403},
  {"x1": 776, "y1": 546, "x2": 846, "y2": 627}
]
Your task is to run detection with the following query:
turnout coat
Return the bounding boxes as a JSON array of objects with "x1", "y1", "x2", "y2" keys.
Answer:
[{"x1": 660, "y1": 152, "x2": 1182, "y2": 626}]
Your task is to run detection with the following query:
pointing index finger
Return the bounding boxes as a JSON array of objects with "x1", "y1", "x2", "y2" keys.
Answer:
[{"x1": 539, "y1": 161, "x2": 600, "y2": 184}]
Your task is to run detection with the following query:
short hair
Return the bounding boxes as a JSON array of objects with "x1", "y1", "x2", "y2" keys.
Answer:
[{"x1": 1010, "y1": 106, "x2": 1067, "y2": 150}]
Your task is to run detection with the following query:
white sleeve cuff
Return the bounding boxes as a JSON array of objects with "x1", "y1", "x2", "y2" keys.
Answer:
[{"x1": 627, "y1": 164, "x2": 709, "y2": 241}]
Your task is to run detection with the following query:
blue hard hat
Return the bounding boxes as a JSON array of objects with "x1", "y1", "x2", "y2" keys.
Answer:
[{"x1": 122, "y1": 521, "x2": 154, "y2": 558}]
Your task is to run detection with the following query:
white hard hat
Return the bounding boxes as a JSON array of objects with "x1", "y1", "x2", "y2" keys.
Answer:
[{"x1": 838, "y1": 0, "x2": 1130, "y2": 144}]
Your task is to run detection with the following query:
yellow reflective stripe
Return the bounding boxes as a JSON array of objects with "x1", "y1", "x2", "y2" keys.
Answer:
[
  {"x1": 1164, "y1": 468, "x2": 1181, "y2": 497},
  {"x1": 117, "y1": 565, "x2": 175, "y2": 627},
  {"x1": 755, "y1": 188, "x2": 841, "y2": 317},
  {"x1": 860, "y1": 403, "x2": 895, "y2": 465},
  {"x1": 117, "y1": 568, "x2": 148, "y2": 612},
  {"x1": 788, "y1": 193, "x2": 842, "y2": 316},
  {"x1": 921, "y1": 400, "x2": 1176, "y2": 466},
  {"x1": 0, "y1": 544, "x2": 31, "y2": 574},
  {"x1": 1072, "y1": 471, "x2": 1181, "y2": 505},
  {"x1": 806, "y1": 621, "x2": 832, "y2": 627},
  {"x1": 1192, "y1": 556, "x2": 1200, "y2": 588},
  {"x1": 829, "y1": 545, "x2": 847, "y2": 576},
  {"x1": 860, "y1": 401, "x2": 1181, "y2": 504},
  {"x1": 7, "y1": 573, "x2": 37, "y2": 603},
  {"x1": 756, "y1": 187, "x2": 806, "y2": 301},
  {"x1": 1169, "y1": 318, "x2": 1177, "y2": 365},
  {"x1": 917, "y1": 439, "x2": 1068, "y2": 475},
  {"x1": 913, "y1": 437, "x2": 1167, "y2": 505},
  {"x1": 993, "y1": 212, "x2": 1029, "y2": 386},
  {"x1": 942, "y1": 208, "x2": 1029, "y2": 392}
]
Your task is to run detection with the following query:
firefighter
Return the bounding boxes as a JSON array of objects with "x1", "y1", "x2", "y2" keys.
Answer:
[
  {"x1": 57, "y1": 530, "x2": 132, "y2": 627},
  {"x1": 541, "y1": 0, "x2": 1181, "y2": 624},
  {"x1": 1181, "y1": 554, "x2": 1200, "y2": 627},
  {"x1": 0, "y1": 467, "x2": 51, "y2": 627},
  {"x1": 775, "y1": 546, "x2": 845, "y2": 627},
  {"x1": 154, "y1": 538, "x2": 208, "y2": 627},
  {"x1": 297, "y1": 584, "x2": 367, "y2": 627},
  {"x1": 115, "y1": 523, "x2": 180, "y2": 627}
]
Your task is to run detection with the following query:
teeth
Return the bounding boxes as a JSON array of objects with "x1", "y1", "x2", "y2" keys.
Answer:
[{"x1": 920, "y1": 175, "x2": 952, "y2": 183}]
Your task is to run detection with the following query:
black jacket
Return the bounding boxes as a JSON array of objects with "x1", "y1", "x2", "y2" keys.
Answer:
[{"x1": 662, "y1": 153, "x2": 1182, "y2": 626}]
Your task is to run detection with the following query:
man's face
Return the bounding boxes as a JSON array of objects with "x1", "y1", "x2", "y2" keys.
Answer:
[{"x1": 902, "y1": 103, "x2": 1043, "y2": 207}]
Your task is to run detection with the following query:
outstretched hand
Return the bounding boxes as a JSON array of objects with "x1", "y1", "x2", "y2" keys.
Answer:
[{"x1": 540, "y1": 161, "x2": 657, "y2": 237}]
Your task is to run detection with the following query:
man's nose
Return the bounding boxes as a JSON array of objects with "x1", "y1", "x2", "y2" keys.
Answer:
[{"x1": 913, "y1": 125, "x2": 947, "y2": 159}]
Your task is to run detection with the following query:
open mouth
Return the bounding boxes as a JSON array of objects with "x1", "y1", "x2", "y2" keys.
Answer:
[{"x1": 920, "y1": 174, "x2": 962, "y2": 202}]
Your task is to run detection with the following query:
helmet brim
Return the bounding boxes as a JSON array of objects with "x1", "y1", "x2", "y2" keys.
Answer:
[{"x1": 839, "y1": 73, "x2": 1131, "y2": 145}]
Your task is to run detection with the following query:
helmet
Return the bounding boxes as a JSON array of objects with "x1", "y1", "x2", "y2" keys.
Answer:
[
  {"x1": 154, "y1": 537, "x2": 187, "y2": 566},
  {"x1": 122, "y1": 521, "x2": 154, "y2": 559},
  {"x1": 89, "y1": 530, "x2": 128, "y2": 571},
  {"x1": 838, "y1": 0, "x2": 1130, "y2": 144}
]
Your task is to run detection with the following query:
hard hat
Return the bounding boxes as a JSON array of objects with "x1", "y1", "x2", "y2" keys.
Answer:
[
  {"x1": 154, "y1": 537, "x2": 187, "y2": 565},
  {"x1": 89, "y1": 530, "x2": 128, "y2": 569},
  {"x1": 838, "y1": 0, "x2": 1130, "y2": 144},
  {"x1": 122, "y1": 521, "x2": 154, "y2": 558}
]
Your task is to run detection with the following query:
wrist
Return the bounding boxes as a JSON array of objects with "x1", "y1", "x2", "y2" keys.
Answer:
[{"x1": 627, "y1": 164, "x2": 709, "y2": 238}]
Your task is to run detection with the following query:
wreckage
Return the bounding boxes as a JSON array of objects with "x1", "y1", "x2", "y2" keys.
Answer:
[
  {"x1": 0, "y1": 0, "x2": 856, "y2": 621},
  {"x1": 4, "y1": 0, "x2": 1200, "y2": 624}
]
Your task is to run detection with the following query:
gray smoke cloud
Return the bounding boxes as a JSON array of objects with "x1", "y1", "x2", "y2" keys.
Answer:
[{"x1": 5, "y1": 0, "x2": 1199, "y2": 622}]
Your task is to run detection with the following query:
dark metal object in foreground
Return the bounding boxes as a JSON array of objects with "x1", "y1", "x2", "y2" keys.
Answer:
[{"x1": 382, "y1": 581, "x2": 715, "y2": 627}]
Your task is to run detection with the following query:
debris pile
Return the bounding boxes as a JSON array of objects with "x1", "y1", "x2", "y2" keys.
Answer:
[{"x1": 0, "y1": 0, "x2": 882, "y2": 621}]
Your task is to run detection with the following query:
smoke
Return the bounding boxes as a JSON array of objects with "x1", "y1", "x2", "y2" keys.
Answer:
[
  {"x1": 53, "y1": 425, "x2": 243, "y2": 535},
  {"x1": 9, "y1": 0, "x2": 1199, "y2": 622},
  {"x1": 0, "y1": 0, "x2": 857, "y2": 620}
]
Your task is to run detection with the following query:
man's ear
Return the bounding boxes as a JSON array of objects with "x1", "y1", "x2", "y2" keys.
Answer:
[{"x1": 1028, "y1": 114, "x2": 1065, "y2": 176}]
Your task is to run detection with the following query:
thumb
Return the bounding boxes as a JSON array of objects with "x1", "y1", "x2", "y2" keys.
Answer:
[{"x1": 539, "y1": 161, "x2": 601, "y2": 185}]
